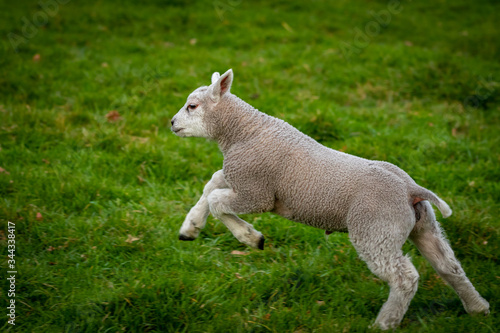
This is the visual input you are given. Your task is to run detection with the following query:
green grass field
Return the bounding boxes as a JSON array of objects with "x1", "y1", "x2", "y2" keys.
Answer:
[{"x1": 1, "y1": 0, "x2": 499, "y2": 331}]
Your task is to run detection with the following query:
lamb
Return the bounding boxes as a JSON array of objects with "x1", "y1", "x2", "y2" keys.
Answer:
[{"x1": 171, "y1": 69, "x2": 490, "y2": 330}]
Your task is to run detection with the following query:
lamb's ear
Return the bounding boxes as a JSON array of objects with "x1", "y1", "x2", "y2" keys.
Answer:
[
  {"x1": 211, "y1": 72, "x2": 220, "y2": 84},
  {"x1": 208, "y1": 69, "x2": 233, "y2": 103}
]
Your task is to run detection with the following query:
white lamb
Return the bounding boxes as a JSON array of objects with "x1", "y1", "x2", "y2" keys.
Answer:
[{"x1": 171, "y1": 69, "x2": 489, "y2": 330}]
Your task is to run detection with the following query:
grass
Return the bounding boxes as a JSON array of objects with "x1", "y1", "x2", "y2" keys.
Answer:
[{"x1": 0, "y1": 0, "x2": 499, "y2": 331}]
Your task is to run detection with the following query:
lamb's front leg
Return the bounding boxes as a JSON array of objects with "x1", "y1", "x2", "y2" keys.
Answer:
[
  {"x1": 179, "y1": 170, "x2": 227, "y2": 240},
  {"x1": 207, "y1": 188, "x2": 265, "y2": 250}
]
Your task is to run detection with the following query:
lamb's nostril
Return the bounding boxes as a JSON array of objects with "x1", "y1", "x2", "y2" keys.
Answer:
[{"x1": 171, "y1": 119, "x2": 175, "y2": 126}]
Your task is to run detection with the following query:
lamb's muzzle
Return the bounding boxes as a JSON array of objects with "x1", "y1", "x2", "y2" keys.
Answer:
[
  {"x1": 178, "y1": 234, "x2": 195, "y2": 241},
  {"x1": 172, "y1": 69, "x2": 489, "y2": 330}
]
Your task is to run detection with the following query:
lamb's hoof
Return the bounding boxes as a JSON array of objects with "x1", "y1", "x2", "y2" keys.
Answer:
[
  {"x1": 467, "y1": 299, "x2": 490, "y2": 316},
  {"x1": 179, "y1": 234, "x2": 195, "y2": 241},
  {"x1": 258, "y1": 236, "x2": 265, "y2": 250}
]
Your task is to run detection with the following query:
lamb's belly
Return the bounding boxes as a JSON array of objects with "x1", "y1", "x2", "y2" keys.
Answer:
[{"x1": 272, "y1": 198, "x2": 348, "y2": 231}]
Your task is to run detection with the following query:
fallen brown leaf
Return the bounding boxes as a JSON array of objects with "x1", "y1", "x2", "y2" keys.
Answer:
[
  {"x1": 125, "y1": 234, "x2": 141, "y2": 243},
  {"x1": 106, "y1": 110, "x2": 121, "y2": 122},
  {"x1": 231, "y1": 250, "x2": 250, "y2": 256}
]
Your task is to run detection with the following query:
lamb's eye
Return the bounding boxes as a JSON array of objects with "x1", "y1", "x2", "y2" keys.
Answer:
[{"x1": 187, "y1": 104, "x2": 198, "y2": 111}]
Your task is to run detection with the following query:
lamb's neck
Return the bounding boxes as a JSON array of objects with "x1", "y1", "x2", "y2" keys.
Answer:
[{"x1": 214, "y1": 96, "x2": 269, "y2": 154}]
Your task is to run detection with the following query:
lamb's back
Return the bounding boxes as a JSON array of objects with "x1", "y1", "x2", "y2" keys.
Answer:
[{"x1": 223, "y1": 113, "x2": 411, "y2": 231}]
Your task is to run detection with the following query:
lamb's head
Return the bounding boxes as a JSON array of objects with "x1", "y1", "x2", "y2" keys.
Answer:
[{"x1": 171, "y1": 69, "x2": 233, "y2": 138}]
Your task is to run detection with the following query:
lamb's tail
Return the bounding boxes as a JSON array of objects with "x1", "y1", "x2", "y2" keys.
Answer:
[{"x1": 410, "y1": 185, "x2": 452, "y2": 218}]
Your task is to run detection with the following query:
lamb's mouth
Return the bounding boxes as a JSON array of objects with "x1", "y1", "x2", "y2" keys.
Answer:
[{"x1": 172, "y1": 127, "x2": 184, "y2": 134}]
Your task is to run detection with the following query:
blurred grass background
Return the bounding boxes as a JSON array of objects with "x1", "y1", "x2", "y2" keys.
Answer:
[{"x1": 0, "y1": 0, "x2": 499, "y2": 331}]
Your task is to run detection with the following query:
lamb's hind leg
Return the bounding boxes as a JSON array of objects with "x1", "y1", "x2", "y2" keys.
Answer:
[
  {"x1": 207, "y1": 188, "x2": 268, "y2": 249},
  {"x1": 179, "y1": 170, "x2": 227, "y2": 240},
  {"x1": 410, "y1": 201, "x2": 489, "y2": 315},
  {"x1": 349, "y1": 215, "x2": 419, "y2": 330}
]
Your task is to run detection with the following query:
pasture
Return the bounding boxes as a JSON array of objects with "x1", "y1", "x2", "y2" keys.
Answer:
[{"x1": 0, "y1": 0, "x2": 499, "y2": 331}]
